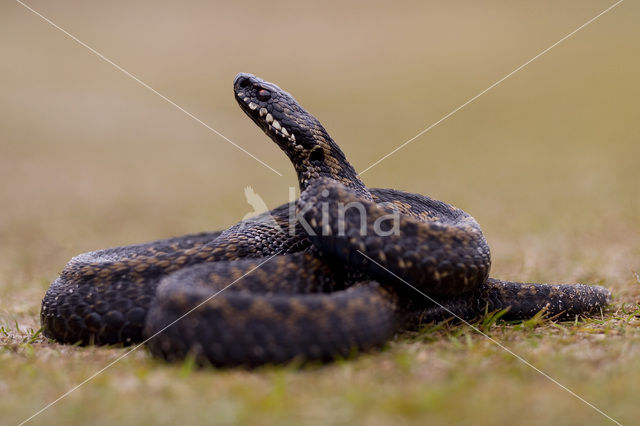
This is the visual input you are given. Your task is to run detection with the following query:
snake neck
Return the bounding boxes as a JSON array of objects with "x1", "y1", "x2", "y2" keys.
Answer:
[
  {"x1": 234, "y1": 73, "x2": 370, "y2": 199},
  {"x1": 289, "y1": 116, "x2": 369, "y2": 198}
]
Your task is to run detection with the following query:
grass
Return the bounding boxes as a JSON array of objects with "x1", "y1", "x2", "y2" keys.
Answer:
[
  {"x1": 1, "y1": 1, "x2": 639, "y2": 425},
  {"x1": 3, "y1": 305, "x2": 640, "y2": 425}
]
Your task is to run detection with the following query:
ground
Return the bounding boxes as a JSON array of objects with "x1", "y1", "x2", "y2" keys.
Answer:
[{"x1": 1, "y1": 1, "x2": 639, "y2": 425}]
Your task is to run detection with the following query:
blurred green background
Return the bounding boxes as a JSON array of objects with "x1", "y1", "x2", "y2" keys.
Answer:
[{"x1": 1, "y1": 1, "x2": 639, "y2": 425}]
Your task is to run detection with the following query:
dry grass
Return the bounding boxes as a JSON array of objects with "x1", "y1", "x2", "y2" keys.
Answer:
[{"x1": 1, "y1": 1, "x2": 639, "y2": 425}]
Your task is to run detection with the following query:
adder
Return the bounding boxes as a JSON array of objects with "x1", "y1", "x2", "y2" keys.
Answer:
[{"x1": 40, "y1": 73, "x2": 611, "y2": 366}]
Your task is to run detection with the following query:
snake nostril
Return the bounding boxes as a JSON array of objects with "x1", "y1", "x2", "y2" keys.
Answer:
[{"x1": 237, "y1": 77, "x2": 250, "y2": 89}]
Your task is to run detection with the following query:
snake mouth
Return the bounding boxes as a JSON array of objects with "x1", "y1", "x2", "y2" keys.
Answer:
[{"x1": 234, "y1": 73, "x2": 297, "y2": 144}]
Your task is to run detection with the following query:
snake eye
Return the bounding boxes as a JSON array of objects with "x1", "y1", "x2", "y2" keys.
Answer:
[{"x1": 257, "y1": 89, "x2": 271, "y2": 101}]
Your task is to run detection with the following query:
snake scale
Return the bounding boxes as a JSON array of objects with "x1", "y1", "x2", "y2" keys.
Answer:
[{"x1": 40, "y1": 73, "x2": 611, "y2": 367}]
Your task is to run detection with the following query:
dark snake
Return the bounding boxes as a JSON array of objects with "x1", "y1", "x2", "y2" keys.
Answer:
[{"x1": 40, "y1": 73, "x2": 611, "y2": 367}]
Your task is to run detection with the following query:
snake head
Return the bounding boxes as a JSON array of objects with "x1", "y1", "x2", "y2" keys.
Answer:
[
  {"x1": 234, "y1": 73, "x2": 308, "y2": 151},
  {"x1": 234, "y1": 73, "x2": 367, "y2": 195}
]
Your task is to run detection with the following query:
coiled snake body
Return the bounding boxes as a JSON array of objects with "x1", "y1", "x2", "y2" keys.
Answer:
[{"x1": 41, "y1": 73, "x2": 611, "y2": 366}]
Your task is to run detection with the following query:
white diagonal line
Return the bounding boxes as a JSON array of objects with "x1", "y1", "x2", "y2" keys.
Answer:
[
  {"x1": 356, "y1": 250, "x2": 621, "y2": 425},
  {"x1": 359, "y1": 0, "x2": 624, "y2": 176},
  {"x1": 14, "y1": 0, "x2": 283, "y2": 177},
  {"x1": 18, "y1": 253, "x2": 280, "y2": 426}
]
